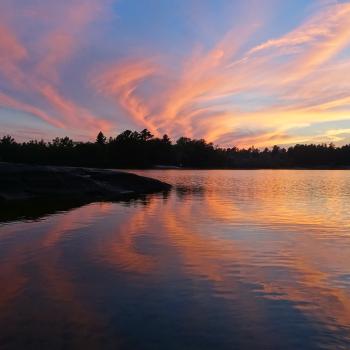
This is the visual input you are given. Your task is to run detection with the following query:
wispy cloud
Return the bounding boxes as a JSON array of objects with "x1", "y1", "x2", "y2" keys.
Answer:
[
  {"x1": 91, "y1": 2, "x2": 350, "y2": 146},
  {"x1": 0, "y1": 0, "x2": 113, "y2": 138},
  {"x1": 1, "y1": 0, "x2": 350, "y2": 145}
]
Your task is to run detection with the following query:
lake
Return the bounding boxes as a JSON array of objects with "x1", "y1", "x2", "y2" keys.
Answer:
[{"x1": 1, "y1": 170, "x2": 350, "y2": 349}]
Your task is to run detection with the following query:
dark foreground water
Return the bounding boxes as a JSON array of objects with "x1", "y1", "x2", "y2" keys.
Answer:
[{"x1": 1, "y1": 170, "x2": 350, "y2": 349}]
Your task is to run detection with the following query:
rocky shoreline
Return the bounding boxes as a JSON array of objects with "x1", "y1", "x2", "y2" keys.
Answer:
[{"x1": 0, "y1": 163, "x2": 171, "y2": 202}]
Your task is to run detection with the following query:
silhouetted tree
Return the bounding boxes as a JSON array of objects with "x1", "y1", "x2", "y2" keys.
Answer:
[
  {"x1": 0, "y1": 130, "x2": 348, "y2": 169},
  {"x1": 96, "y1": 131, "x2": 106, "y2": 145},
  {"x1": 139, "y1": 129, "x2": 153, "y2": 142}
]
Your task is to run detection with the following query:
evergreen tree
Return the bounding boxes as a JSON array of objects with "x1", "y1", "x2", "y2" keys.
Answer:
[{"x1": 96, "y1": 131, "x2": 106, "y2": 145}]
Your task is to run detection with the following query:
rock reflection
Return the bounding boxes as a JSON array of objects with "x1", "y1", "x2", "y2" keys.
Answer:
[{"x1": 0, "y1": 194, "x2": 160, "y2": 224}]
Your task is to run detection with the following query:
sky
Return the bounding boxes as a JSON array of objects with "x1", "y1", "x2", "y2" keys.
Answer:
[{"x1": 0, "y1": 0, "x2": 350, "y2": 147}]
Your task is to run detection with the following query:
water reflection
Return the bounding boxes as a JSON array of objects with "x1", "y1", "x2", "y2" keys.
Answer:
[
  {"x1": 0, "y1": 170, "x2": 350, "y2": 349},
  {"x1": 0, "y1": 194, "x2": 162, "y2": 224},
  {"x1": 175, "y1": 185, "x2": 206, "y2": 199}
]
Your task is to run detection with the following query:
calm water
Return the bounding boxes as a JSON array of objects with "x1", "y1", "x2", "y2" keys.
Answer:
[{"x1": 1, "y1": 170, "x2": 350, "y2": 349}]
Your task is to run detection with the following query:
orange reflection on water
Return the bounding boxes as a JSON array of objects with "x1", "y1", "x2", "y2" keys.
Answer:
[
  {"x1": 0, "y1": 202, "x2": 118, "y2": 347},
  {"x1": 135, "y1": 170, "x2": 350, "y2": 332},
  {"x1": 94, "y1": 199, "x2": 160, "y2": 274},
  {"x1": 0, "y1": 170, "x2": 350, "y2": 346}
]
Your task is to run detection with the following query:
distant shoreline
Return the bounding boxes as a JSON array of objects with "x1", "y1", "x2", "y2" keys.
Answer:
[
  {"x1": 136, "y1": 166, "x2": 350, "y2": 171},
  {"x1": 3, "y1": 131, "x2": 350, "y2": 170}
]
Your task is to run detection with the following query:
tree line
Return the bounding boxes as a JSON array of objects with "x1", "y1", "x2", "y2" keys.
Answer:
[{"x1": 1, "y1": 129, "x2": 350, "y2": 168}]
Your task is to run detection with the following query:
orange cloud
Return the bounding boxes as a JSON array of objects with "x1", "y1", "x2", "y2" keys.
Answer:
[
  {"x1": 90, "y1": 2, "x2": 350, "y2": 146},
  {"x1": 39, "y1": 84, "x2": 112, "y2": 133},
  {"x1": 0, "y1": 92, "x2": 64, "y2": 128},
  {"x1": 0, "y1": 0, "x2": 113, "y2": 137},
  {"x1": 94, "y1": 60, "x2": 159, "y2": 132},
  {"x1": 2, "y1": 0, "x2": 350, "y2": 145},
  {"x1": 266, "y1": 3, "x2": 350, "y2": 82}
]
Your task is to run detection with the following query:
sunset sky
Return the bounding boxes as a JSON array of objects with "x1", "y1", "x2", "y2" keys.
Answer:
[{"x1": 1, "y1": 0, "x2": 350, "y2": 147}]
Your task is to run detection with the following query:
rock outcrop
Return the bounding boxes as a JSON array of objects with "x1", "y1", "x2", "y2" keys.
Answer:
[{"x1": 0, "y1": 163, "x2": 171, "y2": 201}]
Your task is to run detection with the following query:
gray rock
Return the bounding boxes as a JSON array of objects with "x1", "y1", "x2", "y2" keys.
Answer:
[{"x1": 0, "y1": 163, "x2": 171, "y2": 202}]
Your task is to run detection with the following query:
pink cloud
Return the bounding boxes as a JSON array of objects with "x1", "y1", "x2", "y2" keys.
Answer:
[
  {"x1": 92, "y1": 2, "x2": 350, "y2": 147},
  {"x1": 0, "y1": 0, "x2": 113, "y2": 136},
  {"x1": 1, "y1": 0, "x2": 350, "y2": 146},
  {"x1": 0, "y1": 25, "x2": 27, "y2": 87}
]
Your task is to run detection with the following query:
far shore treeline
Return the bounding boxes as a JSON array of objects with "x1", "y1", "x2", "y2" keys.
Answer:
[{"x1": 1, "y1": 129, "x2": 350, "y2": 169}]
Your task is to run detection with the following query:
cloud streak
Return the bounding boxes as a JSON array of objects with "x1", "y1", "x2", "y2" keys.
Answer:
[
  {"x1": 0, "y1": 0, "x2": 113, "y2": 138},
  {"x1": 1, "y1": 0, "x2": 350, "y2": 145},
  {"x1": 92, "y1": 1, "x2": 350, "y2": 146}
]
